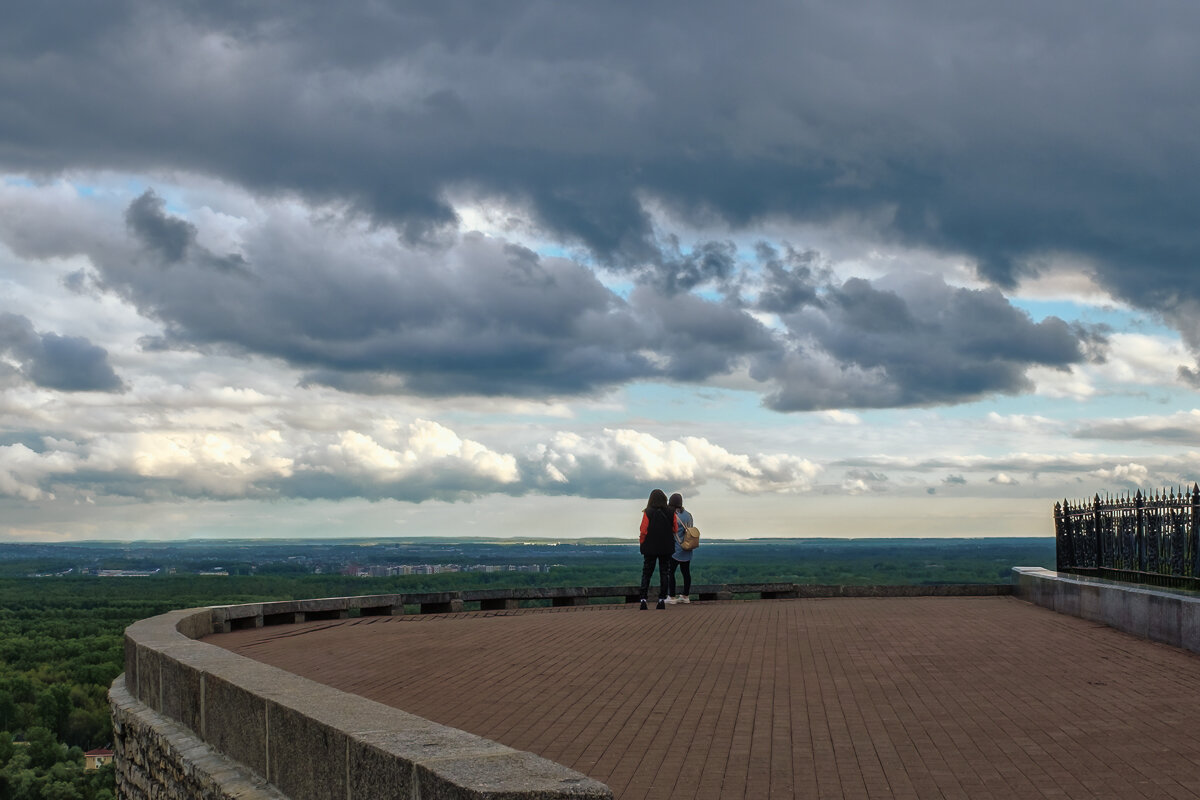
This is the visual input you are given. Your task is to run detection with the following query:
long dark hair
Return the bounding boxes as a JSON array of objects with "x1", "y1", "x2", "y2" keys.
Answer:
[
  {"x1": 668, "y1": 493, "x2": 684, "y2": 511},
  {"x1": 644, "y1": 489, "x2": 669, "y2": 512}
]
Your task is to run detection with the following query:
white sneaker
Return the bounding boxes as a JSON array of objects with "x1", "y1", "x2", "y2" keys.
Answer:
[
  {"x1": 679, "y1": 595, "x2": 690, "y2": 604},
  {"x1": 665, "y1": 596, "x2": 679, "y2": 605}
]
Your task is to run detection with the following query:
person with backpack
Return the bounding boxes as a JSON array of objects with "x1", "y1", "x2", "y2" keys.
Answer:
[
  {"x1": 666, "y1": 493, "x2": 695, "y2": 604},
  {"x1": 638, "y1": 489, "x2": 677, "y2": 610}
]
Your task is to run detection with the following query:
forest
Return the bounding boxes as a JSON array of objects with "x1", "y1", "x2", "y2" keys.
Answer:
[{"x1": 0, "y1": 536, "x2": 1053, "y2": 798}]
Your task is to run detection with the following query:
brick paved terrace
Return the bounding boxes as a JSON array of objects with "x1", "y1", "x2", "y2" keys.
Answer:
[{"x1": 209, "y1": 596, "x2": 1200, "y2": 800}]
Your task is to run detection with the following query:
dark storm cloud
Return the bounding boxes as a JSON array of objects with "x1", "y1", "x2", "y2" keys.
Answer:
[
  {"x1": 106, "y1": 196, "x2": 667, "y2": 396},
  {"x1": 757, "y1": 272, "x2": 1087, "y2": 410},
  {"x1": 3, "y1": 0, "x2": 1154, "y2": 408},
  {"x1": 635, "y1": 284, "x2": 778, "y2": 382},
  {"x1": 5, "y1": 0, "x2": 1200, "y2": 311},
  {"x1": 1073, "y1": 416, "x2": 1200, "y2": 447},
  {"x1": 2, "y1": 185, "x2": 1097, "y2": 408},
  {"x1": 125, "y1": 190, "x2": 194, "y2": 263},
  {"x1": 754, "y1": 244, "x2": 826, "y2": 315},
  {"x1": 0, "y1": 313, "x2": 123, "y2": 392}
]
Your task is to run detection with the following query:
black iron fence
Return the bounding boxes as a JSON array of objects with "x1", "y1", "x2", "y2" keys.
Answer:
[{"x1": 1054, "y1": 485, "x2": 1200, "y2": 589}]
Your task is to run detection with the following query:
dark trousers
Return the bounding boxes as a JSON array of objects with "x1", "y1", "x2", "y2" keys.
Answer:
[
  {"x1": 640, "y1": 554, "x2": 671, "y2": 599},
  {"x1": 669, "y1": 558, "x2": 691, "y2": 596}
]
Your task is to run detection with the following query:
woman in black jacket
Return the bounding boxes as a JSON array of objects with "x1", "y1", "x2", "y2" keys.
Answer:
[{"x1": 638, "y1": 488, "x2": 678, "y2": 609}]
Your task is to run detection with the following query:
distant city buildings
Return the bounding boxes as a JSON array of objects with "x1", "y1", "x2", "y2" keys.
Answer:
[
  {"x1": 346, "y1": 563, "x2": 550, "y2": 577},
  {"x1": 94, "y1": 568, "x2": 161, "y2": 578}
]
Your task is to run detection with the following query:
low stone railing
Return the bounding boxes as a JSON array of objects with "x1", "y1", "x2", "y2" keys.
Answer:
[
  {"x1": 114, "y1": 601, "x2": 615, "y2": 799},
  {"x1": 1012, "y1": 566, "x2": 1200, "y2": 654},
  {"x1": 208, "y1": 581, "x2": 1013, "y2": 631},
  {"x1": 112, "y1": 582, "x2": 1012, "y2": 799}
]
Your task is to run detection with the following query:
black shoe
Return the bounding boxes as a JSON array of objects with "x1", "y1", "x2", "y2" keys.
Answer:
[
  {"x1": 639, "y1": 599, "x2": 648, "y2": 610},
  {"x1": 656, "y1": 599, "x2": 666, "y2": 609}
]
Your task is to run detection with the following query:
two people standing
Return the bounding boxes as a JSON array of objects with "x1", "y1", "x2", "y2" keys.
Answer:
[{"x1": 638, "y1": 489, "x2": 696, "y2": 610}]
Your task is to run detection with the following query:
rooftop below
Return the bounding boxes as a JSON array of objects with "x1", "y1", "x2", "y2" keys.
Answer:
[{"x1": 208, "y1": 594, "x2": 1200, "y2": 800}]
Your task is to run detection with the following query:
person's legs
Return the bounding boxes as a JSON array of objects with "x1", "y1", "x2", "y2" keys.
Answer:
[
  {"x1": 639, "y1": 554, "x2": 655, "y2": 600},
  {"x1": 668, "y1": 558, "x2": 679, "y2": 597},
  {"x1": 679, "y1": 560, "x2": 692, "y2": 596},
  {"x1": 657, "y1": 555, "x2": 671, "y2": 601}
]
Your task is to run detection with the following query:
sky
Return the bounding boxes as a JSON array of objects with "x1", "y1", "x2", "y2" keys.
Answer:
[{"x1": 3, "y1": 1, "x2": 1200, "y2": 543}]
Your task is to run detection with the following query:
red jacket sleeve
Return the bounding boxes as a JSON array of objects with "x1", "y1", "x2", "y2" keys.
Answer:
[{"x1": 639, "y1": 512, "x2": 648, "y2": 544}]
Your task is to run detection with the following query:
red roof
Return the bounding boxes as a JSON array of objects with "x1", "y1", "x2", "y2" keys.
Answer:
[{"x1": 84, "y1": 749, "x2": 113, "y2": 757}]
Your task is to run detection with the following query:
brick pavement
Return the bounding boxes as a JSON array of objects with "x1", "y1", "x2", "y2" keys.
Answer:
[{"x1": 210, "y1": 597, "x2": 1200, "y2": 799}]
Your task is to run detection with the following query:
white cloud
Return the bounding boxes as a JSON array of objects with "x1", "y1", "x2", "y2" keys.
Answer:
[
  {"x1": 1092, "y1": 333, "x2": 1191, "y2": 386},
  {"x1": 1027, "y1": 364, "x2": 1096, "y2": 400},
  {"x1": 1090, "y1": 462, "x2": 1150, "y2": 486},
  {"x1": 534, "y1": 428, "x2": 821, "y2": 495},
  {"x1": 0, "y1": 443, "x2": 69, "y2": 500}
]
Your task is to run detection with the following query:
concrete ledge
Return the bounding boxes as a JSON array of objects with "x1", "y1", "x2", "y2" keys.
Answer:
[
  {"x1": 119, "y1": 605, "x2": 613, "y2": 799},
  {"x1": 1012, "y1": 566, "x2": 1200, "y2": 654}
]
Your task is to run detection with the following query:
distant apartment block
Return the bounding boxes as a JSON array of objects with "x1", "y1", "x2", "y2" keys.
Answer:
[{"x1": 347, "y1": 563, "x2": 549, "y2": 577}]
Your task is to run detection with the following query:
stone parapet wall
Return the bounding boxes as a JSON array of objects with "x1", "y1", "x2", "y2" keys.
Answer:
[
  {"x1": 115, "y1": 601, "x2": 613, "y2": 800},
  {"x1": 1012, "y1": 566, "x2": 1200, "y2": 653}
]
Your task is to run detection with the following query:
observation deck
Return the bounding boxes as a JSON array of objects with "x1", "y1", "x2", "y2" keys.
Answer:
[{"x1": 197, "y1": 582, "x2": 1200, "y2": 799}]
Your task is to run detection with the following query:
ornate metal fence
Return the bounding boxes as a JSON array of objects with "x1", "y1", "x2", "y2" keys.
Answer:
[{"x1": 1054, "y1": 485, "x2": 1200, "y2": 589}]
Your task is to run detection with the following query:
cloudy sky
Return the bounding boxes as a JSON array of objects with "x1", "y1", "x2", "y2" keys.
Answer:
[{"x1": 3, "y1": 1, "x2": 1200, "y2": 542}]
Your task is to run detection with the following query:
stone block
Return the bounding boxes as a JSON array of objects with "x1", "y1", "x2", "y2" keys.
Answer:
[
  {"x1": 1078, "y1": 584, "x2": 1102, "y2": 622},
  {"x1": 1148, "y1": 594, "x2": 1182, "y2": 648},
  {"x1": 1097, "y1": 582, "x2": 1125, "y2": 629},
  {"x1": 1053, "y1": 580, "x2": 1080, "y2": 617},
  {"x1": 134, "y1": 643, "x2": 166, "y2": 712},
  {"x1": 348, "y1": 737, "x2": 419, "y2": 799},
  {"x1": 265, "y1": 700, "x2": 349, "y2": 800},
  {"x1": 415, "y1": 751, "x2": 613, "y2": 800},
  {"x1": 1126, "y1": 590, "x2": 1150, "y2": 639},
  {"x1": 353, "y1": 720, "x2": 513, "y2": 800},
  {"x1": 173, "y1": 608, "x2": 216, "y2": 640},
  {"x1": 1182, "y1": 601, "x2": 1200, "y2": 655},
  {"x1": 124, "y1": 635, "x2": 139, "y2": 697},
  {"x1": 215, "y1": 603, "x2": 265, "y2": 626},
  {"x1": 350, "y1": 593, "x2": 405, "y2": 611},
  {"x1": 203, "y1": 672, "x2": 269, "y2": 777},
  {"x1": 297, "y1": 597, "x2": 350, "y2": 615},
  {"x1": 157, "y1": 647, "x2": 205, "y2": 735}
]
